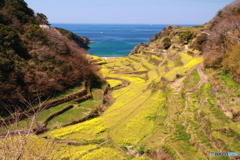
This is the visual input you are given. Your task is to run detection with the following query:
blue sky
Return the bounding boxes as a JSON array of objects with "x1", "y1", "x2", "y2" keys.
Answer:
[{"x1": 25, "y1": 0, "x2": 235, "y2": 24}]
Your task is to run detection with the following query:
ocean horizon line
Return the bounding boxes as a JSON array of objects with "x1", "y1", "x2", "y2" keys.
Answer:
[{"x1": 51, "y1": 23, "x2": 201, "y2": 26}]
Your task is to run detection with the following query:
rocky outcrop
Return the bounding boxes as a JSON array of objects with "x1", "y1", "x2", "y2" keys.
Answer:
[
  {"x1": 130, "y1": 26, "x2": 181, "y2": 55},
  {"x1": 150, "y1": 25, "x2": 180, "y2": 42},
  {"x1": 129, "y1": 43, "x2": 149, "y2": 55}
]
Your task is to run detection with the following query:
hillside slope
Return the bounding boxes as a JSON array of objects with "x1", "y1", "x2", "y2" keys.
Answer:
[
  {"x1": 0, "y1": 0, "x2": 100, "y2": 116},
  {"x1": 41, "y1": 36, "x2": 239, "y2": 159},
  {"x1": 196, "y1": 0, "x2": 240, "y2": 83}
]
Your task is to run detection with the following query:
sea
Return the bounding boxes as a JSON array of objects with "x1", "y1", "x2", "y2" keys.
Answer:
[{"x1": 51, "y1": 24, "x2": 195, "y2": 57}]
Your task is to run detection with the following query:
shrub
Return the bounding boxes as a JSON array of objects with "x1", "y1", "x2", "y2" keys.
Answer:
[
  {"x1": 36, "y1": 13, "x2": 49, "y2": 25},
  {"x1": 178, "y1": 31, "x2": 195, "y2": 43},
  {"x1": 222, "y1": 44, "x2": 240, "y2": 79},
  {"x1": 162, "y1": 37, "x2": 171, "y2": 49},
  {"x1": 191, "y1": 33, "x2": 207, "y2": 51},
  {"x1": 5, "y1": 0, "x2": 34, "y2": 23},
  {"x1": 25, "y1": 24, "x2": 46, "y2": 42},
  {"x1": 0, "y1": 52, "x2": 13, "y2": 71}
]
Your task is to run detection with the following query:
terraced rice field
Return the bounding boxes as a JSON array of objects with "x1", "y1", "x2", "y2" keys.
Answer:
[
  {"x1": 177, "y1": 52, "x2": 193, "y2": 64},
  {"x1": 106, "y1": 79, "x2": 123, "y2": 88},
  {"x1": 41, "y1": 49, "x2": 234, "y2": 159},
  {"x1": 4, "y1": 48, "x2": 240, "y2": 160},
  {"x1": 0, "y1": 83, "x2": 105, "y2": 134}
]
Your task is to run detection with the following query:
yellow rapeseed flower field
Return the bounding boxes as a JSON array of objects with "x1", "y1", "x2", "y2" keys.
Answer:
[
  {"x1": 178, "y1": 52, "x2": 193, "y2": 65},
  {"x1": 106, "y1": 79, "x2": 122, "y2": 88},
  {"x1": 141, "y1": 57, "x2": 156, "y2": 70},
  {"x1": 81, "y1": 147, "x2": 124, "y2": 160},
  {"x1": 109, "y1": 91, "x2": 166, "y2": 145}
]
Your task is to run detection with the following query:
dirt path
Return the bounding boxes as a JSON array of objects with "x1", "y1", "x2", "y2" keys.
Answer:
[
  {"x1": 158, "y1": 50, "x2": 167, "y2": 67},
  {"x1": 154, "y1": 50, "x2": 167, "y2": 76},
  {"x1": 170, "y1": 63, "x2": 200, "y2": 91},
  {"x1": 186, "y1": 63, "x2": 208, "y2": 92},
  {"x1": 171, "y1": 77, "x2": 186, "y2": 92}
]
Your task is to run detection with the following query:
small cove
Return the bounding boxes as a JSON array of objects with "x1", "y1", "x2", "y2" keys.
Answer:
[{"x1": 52, "y1": 24, "x2": 195, "y2": 57}]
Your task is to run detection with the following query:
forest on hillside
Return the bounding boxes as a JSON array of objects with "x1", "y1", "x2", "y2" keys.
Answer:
[{"x1": 0, "y1": 0, "x2": 100, "y2": 116}]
